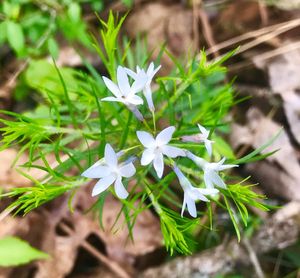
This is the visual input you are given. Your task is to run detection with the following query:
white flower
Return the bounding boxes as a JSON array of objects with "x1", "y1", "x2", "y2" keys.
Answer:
[
  {"x1": 125, "y1": 62, "x2": 161, "y2": 111},
  {"x1": 173, "y1": 165, "x2": 218, "y2": 218},
  {"x1": 101, "y1": 66, "x2": 147, "y2": 120},
  {"x1": 81, "y1": 144, "x2": 136, "y2": 199},
  {"x1": 187, "y1": 152, "x2": 238, "y2": 189},
  {"x1": 182, "y1": 124, "x2": 214, "y2": 157},
  {"x1": 137, "y1": 126, "x2": 185, "y2": 178}
]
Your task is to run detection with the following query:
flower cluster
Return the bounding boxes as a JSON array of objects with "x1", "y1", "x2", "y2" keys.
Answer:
[
  {"x1": 82, "y1": 63, "x2": 238, "y2": 218},
  {"x1": 101, "y1": 63, "x2": 160, "y2": 120}
]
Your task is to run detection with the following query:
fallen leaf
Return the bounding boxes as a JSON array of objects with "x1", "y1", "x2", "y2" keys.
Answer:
[
  {"x1": 231, "y1": 108, "x2": 300, "y2": 200},
  {"x1": 264, "y1": 49, "x2": 300, "y2": 144},
  {"x1": 125, "y1": 3, "x2": 194, "y2": 73},
  {"x1": 100, "y1": 194, "x2": 163, "y2": 266}
]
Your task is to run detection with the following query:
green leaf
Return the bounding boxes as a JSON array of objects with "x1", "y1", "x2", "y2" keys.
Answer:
[
  {"x1": 122, "y1": 0, "x2": 133, "y2": 7},
  {"x1": 6, "y1": 21, "x2": 24, "y2": 55},
  {"x1": 3, "y1": 1, "x2": 20, "y2": 19},
  {"x1": 68, "y1": 3, "x2": 81, "y2": 22},
  {"x1": 213, "y1": 136, "x2": 236, "y2": 159},
  {"x1": 0, "y1": 237, "x2": 49, "y2": 267},
  {"x1": 223, "y1": 195, "x2": 241, "y2": 241},
  {"x1": 25, "y1": 59, "x2": 79, "y2": 101},
  {"x1": 0, "y1": 22, "x2": 7, "y2": 45},
  {"x1": 233, "y1": 129, "x2": 282, "y2": 164},
  {"x1": 47, "y1": 37, "x2": 59, "y2": 59}
]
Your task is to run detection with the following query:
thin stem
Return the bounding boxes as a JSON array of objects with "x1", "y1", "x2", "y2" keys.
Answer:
[
  {"x1": 122, "y1": 145, "x2": 140, "y2": 153},
  {"x1": 142, "y1": 118, "x2": 152, "y2": 132},
  {"x1": 144, "y1": 183, "x2": 162, "y2": 215},
  {"x1": 152, "y1": 110, "x2": 156, "y2": 133}
]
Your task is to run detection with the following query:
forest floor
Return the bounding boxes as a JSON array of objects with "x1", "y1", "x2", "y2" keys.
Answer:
[{"x1": 1, "y1": 0, "x2": 300, "y2": 277}]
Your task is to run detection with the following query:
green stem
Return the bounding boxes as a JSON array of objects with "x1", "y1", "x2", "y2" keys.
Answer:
[
  {"x1": 144, "y1": 184, "x2": 162, "y2": 215},
  {"x1": 152, "y1": 110, "x2": 156, "y2": 133}
]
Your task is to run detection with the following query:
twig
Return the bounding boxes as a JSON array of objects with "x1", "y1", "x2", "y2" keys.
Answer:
[
  {"x1": 206, "y1": 18, "x2": 300, "y2": 56},
  {"x1": 60, "y1": 222, "x2": 131, "y2": 278},
  {"x1": 0, "y1": 205, "x2": 17, "y2": 222},
  {"x1": 272, "y1": 252, "x2": 282, "y2": 278},
  {"x1": 243, "y1": 237, "x2": 265, "y2": 278},
  {"x1": 228, "y1": 41, "x2": 300, "y2": 72},
  {"x1": 236, "y1": 22, "x2": 297, "y2": 55},
  {"x1": 197, "y1": 2, "x2": 219, "y2": 58},
  {"x1": 258, "y1": 0, "x2": 268, "y2": 26},
  {"x1": 192, "y1": 0, "x2": 200, "y2": 51}
]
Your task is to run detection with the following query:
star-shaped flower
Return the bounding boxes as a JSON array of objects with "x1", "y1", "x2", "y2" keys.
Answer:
[
  {"x1": 125, "y1": 62, "x2": 161, "y2": 111},
  {"x1": 173, "y1": 165, "x2": 218, "y2": 217},
  {"x1": 81, "y1": 144, "x2": 136, "y2": 199},
  {"x1": 101, "y1": 66, "x2": 147, "y2": 120},
  {"x1": 182, "y1": 124, "x2": 214, "y2": 157},
  {"x1": 137, "y1": 126, "x2": 185, "y2": 178},
  {"x1": 186, "y1": 151, "x2": 238, "y2": 189}
]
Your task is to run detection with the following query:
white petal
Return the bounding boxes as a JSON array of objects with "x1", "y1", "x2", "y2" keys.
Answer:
[
  {"x1": 173, "y1": 165, "x2": 193, "y2": 191},
  {"x1": 153, "y1": 152, "x2": 164, "y2": 178},
  {"x1": 117, "y1": 66, "x2": 131, "y2": 96},
  {"x1": 173, "y1": 165, "x2": 184, "y2": 180},
  {"x1": 216, "y1": 157, "x2": 226, "y2": 167},
  {"x1": 119, "y1": 162, "x2": 136, "y2": 178},
  {"x1": 181, "y1": 195, "x2": 187, "y2": 217},
  {"x1": 147, "y1": 62, "x2": 154, "y2": 75},
  {"x1": 101, "y1": 96, "x2": 122, "y2": 103},
  {"x1": 205, "y1": 140, "x2": 212, "y2": 157},
  {"x1": 124, "y1": 67, "x2": 138, "y2": 79},
  {"x1": 189, "y1": 188, "x2": 209, "y2": 202},
  {"x1": 149, "y1": 64, "x2": 161, "y2": 79},
  {"x1": 143, "y1": 86, "x2": 155, "y2": 111},
  {"x1": 102, "y1": 76, "x2": 122, "y2": 98},
  {"x1": 181, "y1": 135, "x2": 200, "y2": 143},
  {"x1": 186, "y1": 194, "x2": 197, "y2": 218},
  {"x1": 128, "y1": 105, "x2": 144, "y2": 121},
  {"x1": 136, "y1": 131, "x2": 155, "y2": 148},
  {"x1": 92, "y1": 175, "x2": 116, "y2": 196},
  {"x1": 82, "y1": 165, "x2": 111, "y2": 178},
  {"x1": 131, "y1": 71, "x2": 147, "y2": 93},
  {"x1": 114, "y1": 176, "x2": 129, "y2": 199},
  {"x1": 209, "y1": 171, "x2": 227, "y2": 189},
  {"x1": 161, "y1": 145, "x2": 185, "y2": 158},
  {"x1": 198, "y1": 188, "x2": 219, "y2": 196},
  {"x1": 141, "y1": 149, "x2": 155, "y2": 165},
  {"x1": 156, "y1": 126, "x2": 175, "y2": 145},
  {"x1": 187, "y1": 152, "x2": 206, "y2": 168},
  {"x1": 104, "y1": 144, "x2": 118, "y2": 167},
  {"x1": 204, "y1": 171, "x2": 214, "y2": 189},
  {"x1": 218, "y1": 163, "x2": 239, "y2": 171},
  {"x1": 128, "y1": 95, "x2": 143, "y2": 105},
  {"x1": 197, "y1": 124, "x2": 209, "y2": 137}
]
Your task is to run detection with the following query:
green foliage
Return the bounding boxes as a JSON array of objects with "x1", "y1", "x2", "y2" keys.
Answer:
[
  {"x1": 0, "y1": 12, "x2": 278, "y2": 255},
  {"x1": 0, "y1": 0, "x2": 135, "y2": 58},
  {"x1": 160, "y1": 207, "x2": 198, "y2": 255},
  {"x1": 0, "y1": 237, "x2": 49, "y2": 267},
  {"x1": 6, "y1": 20, "x2": 25, "y2": 55},
  {"x1": 92, "y1": 11, "x2": 127, "y2": 80}
]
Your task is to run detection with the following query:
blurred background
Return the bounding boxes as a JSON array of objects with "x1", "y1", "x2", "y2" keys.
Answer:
[{"x1": 1, "y1": 0, "x2": 300, "y2": 277}]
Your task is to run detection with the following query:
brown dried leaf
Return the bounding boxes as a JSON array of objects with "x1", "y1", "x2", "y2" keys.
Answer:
[
  {"x1": 265, "y1": 49, "x2": 300, "y2": 144},
  {"x1": 231, "y1": 108, "x2": 300, "y2": 200},
  {"x1": 0, "y1": 149, "x2": 41, "y2": 189},
  {"x1": 100, "y1": 194, "x2": 163, "y2": 265},
  {"x1": 125, "y1": 3, "x2": 194, "y2": 73},
  {"x1": 0, "y1": 149, "x2": 57, "y2": 190}
]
